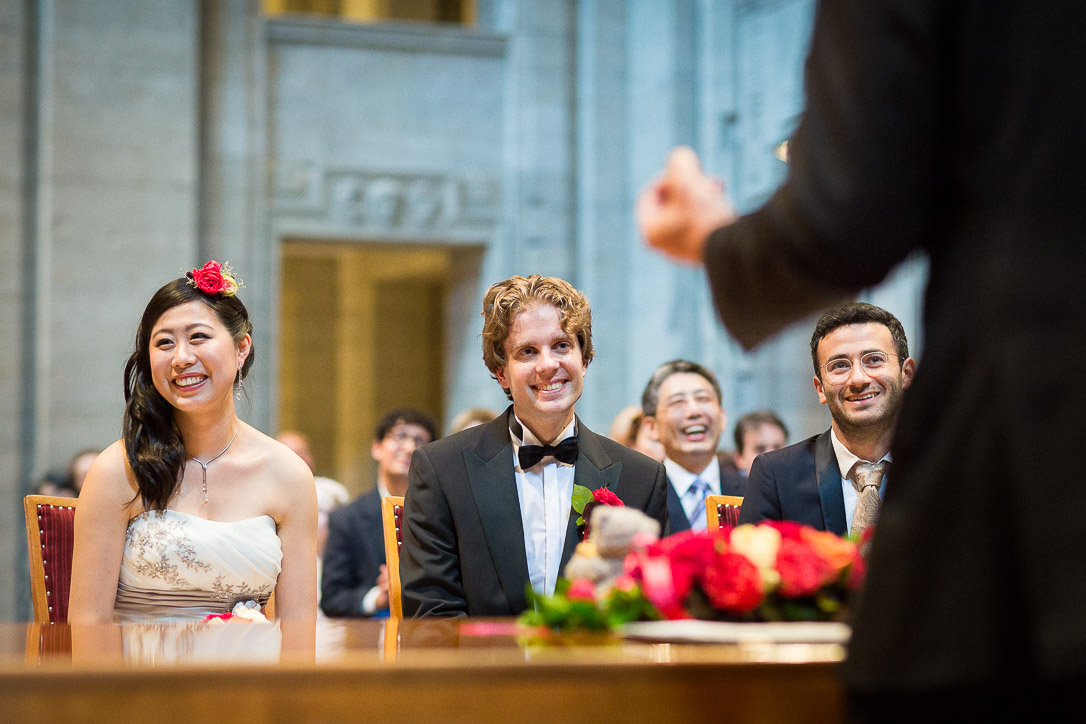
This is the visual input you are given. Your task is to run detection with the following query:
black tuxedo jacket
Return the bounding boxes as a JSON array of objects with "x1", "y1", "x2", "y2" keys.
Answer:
[
  {"x1": 666, "y1": 453, "x2": 749, "y2": 534},
  {"x1": 320, "y1": 488, "x2": 385, "y2": 618},
  {"x1": 400, "y1": 407, "x2": 669, "y2": 617},
  {"x1": 701, "y1": 0, "x2": 1086, "y2": 692},
  {"x1": 735, "y1": 431, "x2": 846, "y2": 536}
]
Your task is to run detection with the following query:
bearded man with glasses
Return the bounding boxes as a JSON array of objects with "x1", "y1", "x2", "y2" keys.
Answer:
[{"x1": 737, "y1": 302, "x2": 915, "y2": 537}]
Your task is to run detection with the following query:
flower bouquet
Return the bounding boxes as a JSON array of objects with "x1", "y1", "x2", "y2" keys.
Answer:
[
  {"x1": 519, "y1": 506, "x2": 865, "y2": 633},
  {"x1": 626, "y1": 521, "x2": 864, "y2": 623}
]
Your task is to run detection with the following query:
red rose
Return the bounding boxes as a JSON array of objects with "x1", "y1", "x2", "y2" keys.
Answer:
[
  {"x1": 192, "y1": 260, "x2": 228, "y2": 295},
  {"x1": 627, "y1": 548, "x2": 688, "y2": 620},
  {"x1": 701, "y1": 551, "x2": 763, "y2": 614},
  {"x1": 665, "y1": 532, "x2": 717, "y2": 602},
  {"x1": 776, "y1": 538, "x2": 835, "y2": 597},
  {"x1": 763, "y1": 520, "x2": 805, "y2": 541},
  {"x1": 592, "y1": 488, "x2": 624, "y2": 507},
  {"x1": 566, "y1": 579, "x2": 596, "y2": 602},
  {"x1": 582, "y1": 489, "x2": 624, "y2": 531}
]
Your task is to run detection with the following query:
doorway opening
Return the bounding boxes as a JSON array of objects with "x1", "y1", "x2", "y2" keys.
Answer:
[{"x1": 279, "y1": 241, "x2": 453, "y2": 493}]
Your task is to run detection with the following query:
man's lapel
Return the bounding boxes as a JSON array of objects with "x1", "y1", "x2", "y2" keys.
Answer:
[
  {"x1": 814, "y1": 430, "x2": 847, "y2": 535},
  {"x1": 561, "y1": 422, "x2": 622, "y2": 572},
  {"x1": 465, "y1": 410, "x2": 530, "y2": 613}
]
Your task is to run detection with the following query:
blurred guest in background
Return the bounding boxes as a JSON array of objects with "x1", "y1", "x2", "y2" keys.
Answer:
[
  {"x1": 33, "y1": 470, "x2": 76, "y2": 499},
  {"x1": 320, "y1": 408, "x2": 438, "y2": 618},
  {"x1": 276, "y1": 430, "x2": 350, "y2": 560},
  {"x1": 608, "y1": 404, "x2": 666, "y2": 462},
  {"x1": 731, "y1": 411, "x2": 788, "y2": 476},
  {"x1": 642, "y1": 360, "x2": 743, "y2": 533},
  {"x1": 68, "y1": 448, "x2": 101, "y2": 495},
  {"x1": 447, "y1": 407, "x2": 499, "y2": 435}
]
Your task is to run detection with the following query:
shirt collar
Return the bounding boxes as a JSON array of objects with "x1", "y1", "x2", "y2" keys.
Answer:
[
  {"x1": 830, "y1": 428, "x2": 892, "y2": 479},
  {"x1": 510, "y1": 414, "x2": 577, "y2": 470},
  {"x1": 663, "y1": 456, "x2": 720, "y2": 495},
  {"x1": 510, "y1": 413, "x2": 576, "y2": 447}
]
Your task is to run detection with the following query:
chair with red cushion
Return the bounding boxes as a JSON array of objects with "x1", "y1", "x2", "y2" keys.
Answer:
[
  {"x1": 23, "y1": 495, "x2": 79, "y2": 623},
  {"x1": 705, "y1": 495, "x2": 744, "y2": 532},
  {"x1": 381, "y1": 495, "x2": 406, "y2": 620}
]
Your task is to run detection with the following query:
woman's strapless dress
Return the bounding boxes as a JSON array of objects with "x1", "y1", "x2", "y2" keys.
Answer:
[{"x1": 114, "y1": 509, "x2": 282, "y2": 623}]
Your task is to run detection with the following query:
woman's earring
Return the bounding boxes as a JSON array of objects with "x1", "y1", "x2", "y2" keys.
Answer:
[{"x1": 236, "y1": 366, "x2": 244, "y2": 400}]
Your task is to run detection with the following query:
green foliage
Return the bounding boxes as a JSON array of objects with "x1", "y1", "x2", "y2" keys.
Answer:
[
  {"x1": 518, "y1": 580, "x2": 662, "y2": 633},
  {"x1": 570, "y1": 485, "x2": 594, "y2": 525}
]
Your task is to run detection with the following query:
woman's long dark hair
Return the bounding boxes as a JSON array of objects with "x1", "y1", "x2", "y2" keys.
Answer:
[{"x1": 123, "y1": 278, "x2": 255, "y2": 511}]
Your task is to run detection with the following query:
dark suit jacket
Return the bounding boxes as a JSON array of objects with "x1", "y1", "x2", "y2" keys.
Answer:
[
  {"x1": 400, "y1": 407, "x2": 669, "y2": 617},
  {"x1": 320, "y1": 488, "x2": 386, "y2": 618},
  {"x1": 701, "y1": 0, "x2": 1086, "y2": 691},
  {"x1": 666, "y1": 453, "x2": 749, "y2": 533},
  {"x1": 735, "y1": 431, "x2": 846, "y2": 535}
]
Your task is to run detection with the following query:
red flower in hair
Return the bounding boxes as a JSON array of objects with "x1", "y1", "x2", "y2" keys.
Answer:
[{"x1": 189, "y1": 260, "x2": 240, "y2": 297}]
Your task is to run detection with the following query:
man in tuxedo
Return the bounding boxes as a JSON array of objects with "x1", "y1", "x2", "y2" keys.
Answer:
[
  {"x1": 737, "y1": 303, "x2": 914, "y2": 536},
  {"x1": 637, "y1": 3, "x2": 1086, "y2": 712},
  {"x1": 730, "y1": 410, "x2": 788, "y2": 477},
  {"x1": 319, "y1": 408, "x2": 437, "y2": 618},
  {"x1": 640, "y1": 360, "x2": 744, "y2": 532},
  {"x1": 400, "y1": 275, "x2": 669, "y2": 617}
]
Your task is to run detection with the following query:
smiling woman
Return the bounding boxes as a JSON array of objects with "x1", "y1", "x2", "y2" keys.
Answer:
[{"x1": 68, "y1": 262, "x2": 318, "y2": 624}]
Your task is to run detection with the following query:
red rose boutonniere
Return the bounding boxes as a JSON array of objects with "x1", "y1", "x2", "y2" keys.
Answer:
[
  {"x1": 188, "y1": 260, "x2": 241, "y2": 297},
  {"x1": 572, "y1": 484, "x2": 625, "y2": 537}
]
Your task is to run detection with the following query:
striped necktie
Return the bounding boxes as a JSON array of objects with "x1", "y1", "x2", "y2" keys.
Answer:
[{"x1": 687, "y1": 477, "x2": 710, "y2": 531}]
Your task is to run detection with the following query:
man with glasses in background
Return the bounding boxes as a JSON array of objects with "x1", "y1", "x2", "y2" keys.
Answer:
[
  {"x1": 320, "y1": 408, "x2": 438, "y2": 618},
  {"x1": 738, "y1": 303, "x2": 914, "y2": 538}
]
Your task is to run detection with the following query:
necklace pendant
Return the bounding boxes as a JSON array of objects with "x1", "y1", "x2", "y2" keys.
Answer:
[{"x1": 190, "y1": 427, "x2": 239, "y2": 507}]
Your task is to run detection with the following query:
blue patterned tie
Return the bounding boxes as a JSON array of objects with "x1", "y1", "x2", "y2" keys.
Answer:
[{"x1": 687, "y1": 477, "x2": 710, "y2": 531}]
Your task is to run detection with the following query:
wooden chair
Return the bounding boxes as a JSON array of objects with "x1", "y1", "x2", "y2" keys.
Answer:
[
  {"x1": 706, "y1": 495, "x2": 744, "y2": 532},
  {"x1": 24, "y1": 495, "x2": 79, "y2": 623},
  {"x1": 381, "y1": 495, "x2": 406, "y2": 619}
]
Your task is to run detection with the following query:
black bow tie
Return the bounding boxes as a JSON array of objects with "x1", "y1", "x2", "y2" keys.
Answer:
[{"x1": 518, "y1": 437, "x2": 579, "y2": 469}]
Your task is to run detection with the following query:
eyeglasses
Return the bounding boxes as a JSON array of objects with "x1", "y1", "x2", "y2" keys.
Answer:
[
  {"x1": 820, "y1": 351, "x2": 900, "y2": 383},
  {"x1": 386, "y1": 430, "x2": 430, "y2": 448}
]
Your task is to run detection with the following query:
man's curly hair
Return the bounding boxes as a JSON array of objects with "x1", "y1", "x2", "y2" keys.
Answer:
[{"x1": 481, "y1": 275, "x2": 594, "y2": 398}]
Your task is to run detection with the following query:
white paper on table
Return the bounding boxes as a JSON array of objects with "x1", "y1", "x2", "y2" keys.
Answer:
[{"x1": 621, "y1": 619, "x2": 851, "y2": 644}]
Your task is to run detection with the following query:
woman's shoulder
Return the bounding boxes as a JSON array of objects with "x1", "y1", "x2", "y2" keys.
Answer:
[
  {"x1": 79, "y1": 440, "x2": 140, "y2": 512},
  {"x1": 87, "y1": 440, "x2": 131, "y2": 482},
  {"x1": 243, "y1": 424, "x2": 314, "y2": 492}
]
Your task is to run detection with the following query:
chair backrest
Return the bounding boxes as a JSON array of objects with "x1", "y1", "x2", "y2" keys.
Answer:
[
  {"x1": 705, "y1": 495, "x2": 744, "y2": 532},
  {"x1": 381, "y1": 495, "x2": 406, "y2": 619},
  {"x1": 24, "y1": 495, "x2": 79, "y2": 624}
]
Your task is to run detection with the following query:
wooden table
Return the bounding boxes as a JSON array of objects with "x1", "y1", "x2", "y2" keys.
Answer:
[{"x1": 0, "y1": 619, "x2": 845, "y2": 723}]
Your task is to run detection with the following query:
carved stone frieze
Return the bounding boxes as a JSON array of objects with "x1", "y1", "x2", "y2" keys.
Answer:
[{"x1": 272, "y1": 162, "x2": 500, "y2": 236}]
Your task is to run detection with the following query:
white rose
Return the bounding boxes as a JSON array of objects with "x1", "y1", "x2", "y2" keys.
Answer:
[{"x1": 728, "y1": 525, "x2": 782, "y2": 587}]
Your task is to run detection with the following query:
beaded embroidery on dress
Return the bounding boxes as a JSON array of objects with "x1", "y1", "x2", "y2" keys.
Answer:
[{"x1": 114, "y1": 509, "x2": 282, "y2": 622}]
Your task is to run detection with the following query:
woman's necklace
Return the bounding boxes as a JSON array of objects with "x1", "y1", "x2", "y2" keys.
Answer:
[{"x1": 191, "y1": 427, "x2": 239, "y2": 504}]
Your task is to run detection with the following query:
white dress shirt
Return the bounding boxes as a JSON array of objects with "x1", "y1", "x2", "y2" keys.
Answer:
[
  {"x1": 663, "y1": 457, "x2": 722, "y2": 527},
  {"x1": 830, "y1": 429, "x2": 891, "y2": 533},
  {"x1": 510, "y1": 415, "x2": 577, "y2": 597}
]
